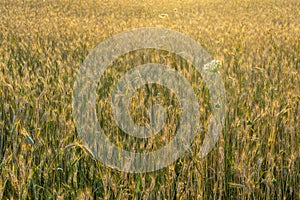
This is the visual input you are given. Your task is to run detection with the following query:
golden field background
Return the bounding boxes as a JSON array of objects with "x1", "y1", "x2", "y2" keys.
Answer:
[{"x1": 0, "y1": 0, "x2": 299, "y2": 199}]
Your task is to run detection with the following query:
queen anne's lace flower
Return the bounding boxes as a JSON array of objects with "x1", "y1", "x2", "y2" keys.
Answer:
[{"x1": 204, "y1": 60, "x2": 221, "y2": 73}]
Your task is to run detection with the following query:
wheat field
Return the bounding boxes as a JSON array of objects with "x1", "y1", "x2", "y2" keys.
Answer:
[{"x1": 0, "y1": 0, "x2": 299, "y2": 199}]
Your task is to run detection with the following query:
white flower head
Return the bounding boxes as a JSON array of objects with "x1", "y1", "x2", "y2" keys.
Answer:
[{"x1": 204, "y1": 60, "x2": 221, "y2": 73}]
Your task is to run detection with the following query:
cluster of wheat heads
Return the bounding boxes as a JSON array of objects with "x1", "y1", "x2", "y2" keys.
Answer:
[{"x1": 0, "y1": 0, "x2": 299, "y2": 199}]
